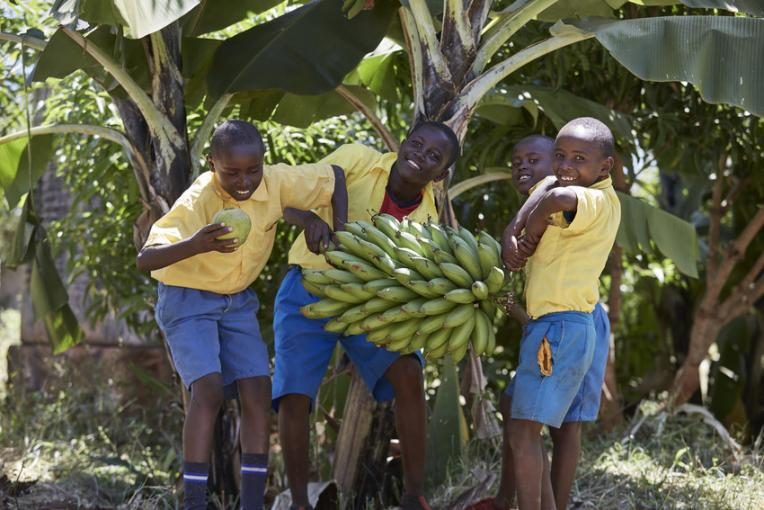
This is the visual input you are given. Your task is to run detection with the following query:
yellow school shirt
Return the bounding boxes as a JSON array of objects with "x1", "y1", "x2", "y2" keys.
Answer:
[
  {"x1": 146, "y1": 165, "x2": 335, "y2": 294},
  {"x1": 524, "y1": 177, "x2": 620, "y2": 319},
  {"x1": 289, "y1": 143, "x2": 438, "y2": 270}
]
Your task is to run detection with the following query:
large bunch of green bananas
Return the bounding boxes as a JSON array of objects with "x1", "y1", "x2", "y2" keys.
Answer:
[{"x1": 299, "y1": 214, "x2": 509, "y2": 362}]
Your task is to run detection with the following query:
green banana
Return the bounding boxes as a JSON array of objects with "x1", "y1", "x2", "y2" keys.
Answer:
[
  {"x1": 302, "y1": 280, "x2": 327, "y2": 298},
  {"x1": 408, "y1": 331, "x2": 428, "y2": 351},
  {"x1": 324, "y1": 268, "x2": 362, "y2": 284},
  {"x1": 406, "y1": 279, "x2": 441, "y2": 299},
  {"x1": 450, "y1": 236, "x2": 483, "y2": 280},
  {"x1": 355, "y1": 236, "x2": 390, "y2": 262},
  {"x1": 486, "y1": 322, "x2": 497, "y2": 355},
  {"x1": 386, "y1": 317, "x2": 421, "y2": 342},
  {"x1": 339, "y1": 303, "x2": 372, "y2": 324},
  {"x1": 345, "y1": 322, "x2": 366, "y2": 336},
  {"x1": 447, "y1": 310, "x2": 476, "y2": 352},
  {"x1": 444, "y1": 303, "x2": 476, "y2": 328},
  {"x1": 344, "y1": 260, "x2": 388, "y2": 282},
  {"x1": 377, "y1": 286, "x2": 419, "y2": 303},
  {"x1": 367, "y1": 324, "x2": 395, "y2": 344},
  {"x1": 485, "y1": 266, "x2": 505, "y2": 294},
  {"x1": 427, "y1": 277, "x2": 457, "y2": 295},
  {"x1": 425, "y1": 223, "x2": 451, "y2": 252},
  {"x1": 471, "y1": 281, "x2": 489, "y2": 300},
  {"x1": 361, "y1": 297, "x2": 396, "y2": 314},
  {"x1": 395, "y1": 231, "x2": 425, "y2": 256},
  {"x1": 402, "y1": 298, "x2": 428, "y2": 318},
  {"x1": 324, "y1": 285, "x2": 364, "y2": 304},
  {"x1": 458, "y1": 226, "x2": 480, "y2": 253},
  {"x1": 426, "y1": 340, "x2": 449, "y2": 359},
  {"x1": 340, "y1": 282, "x2": 376, "y2": 301},
  {"x1": 394, "y1": 247, "x2": 421, "y2": 269},
  {"x1": 302, "y1": 269, "x2": 333, "y2": 285},
  {"x1": 324, "y1": 250, "x2": 367, "y2": 269},
  {"x1": 471, "y1": 309, "x2": 491, "y2": 356},
  {"x1": 411, "y1": 257, "x2": 443, "y2": 280},
  {"x1": 301, "y1": 299, "x2": 351, "y2": 319},
  {"x1": 420, "y1": 297, "x2": 457, "y2": 316},
  {"x1": 394, "y1": 267, "x2": 425, "y2": 285},
  {"x1": 362, "y1": 223, "x2": 398, "y2": 259},
  {"x1": 417, "y1": 238, "x2": 437, "y2": 259},
  {"x1": 480, "y1": 299, "x2": 497, "y2": 320},
  {"x1": 363, "y1": 278, "x2": 397, "y2": 292},
  {"x1": 360, "y1": 312, "x2": 389, "y2": 332},
  {"x1": 440, "y1": 262, "x2": 474, "y2": 287},
  {"x1": 417, "y1": 313, "x2": 448, "y2": 335},
  {"x1": 450, "y1": 342, "x2": 470, "y2": 363},
  {"x1": 425, "y1": 327, "x2": 451, "y2": 351},
  {"x1": 405, "y1": 220, "x2": 430, "y2": 240},
  {"x1": 324, "y1": 318, "x2": 348, "y2": 334},
  {"x1": 343, "y1": 222, "x2": 368, "y2": 239},
  {"x1": 444, "y1": 288, "x2": 476, "y2": 304},
  {"x1": 478, "y1": 230, "x2": 503, "y2": 260},
  {"x1": 371, "y1": 213, "x2": 400, "y2": 239},
  {"x1": 386, "y1": 336, "x2": 413, "y2": 353},
  {"x1": 380, "y1": 305, "x2": 413, "y2": 323},
  {"x1": 334, "y1": 231, "x2": 369, "y2": 261},
  {"x1": 477, "y1": 241, "x2": 501, "y2": 279},
  {"x1": 432, "y1": 248, "x2": 458, "y2": 265}
]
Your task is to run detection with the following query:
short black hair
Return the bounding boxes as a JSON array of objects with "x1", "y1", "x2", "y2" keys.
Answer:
[
  {"x1": 408, "y1": 121, "x2": 461, "y2": 168},
  {"x1": 210, "y1": 120, "x2": 265, "y2": 156},
  {"x1": 513, "y1": 134, "x2": 555, "y2": 152},
  {"x1": 558, "y1": 117, "x2": 615, "y2": 158}
]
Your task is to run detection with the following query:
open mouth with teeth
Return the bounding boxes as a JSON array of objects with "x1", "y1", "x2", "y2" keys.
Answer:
[
  {"x1": 557, "y1": 175, "x2": 578, "y2": 184},
  {"x1": 234, "y1": 189, "x2": 252, "y2": 197},
  {"x1": 406, "y1": 159, "x2": 421, "y2": 171},
  {"x1": 516, "y1": 174, "x2": 531, "y2": 183}
]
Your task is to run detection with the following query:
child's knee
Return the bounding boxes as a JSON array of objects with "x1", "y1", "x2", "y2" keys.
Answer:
[
  {"x1": 190, "y1": 374, "x2": 225, "y2": 411},
  {"x1": 388, "y1": 356, "x2": 424, "y2": 393}
]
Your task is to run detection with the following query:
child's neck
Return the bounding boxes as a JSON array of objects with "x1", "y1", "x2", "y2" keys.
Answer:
[{"x1": 387, "y1": 165, "x2": 424, "y2": 204}]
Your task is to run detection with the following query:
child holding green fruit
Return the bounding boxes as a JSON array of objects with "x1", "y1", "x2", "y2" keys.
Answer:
[
  {"x1": 136, "y1": 120, "x2": 348, "y2": 510},
  {"x1": 272, "y1": 121, "x2": 460, "y2": 510}
]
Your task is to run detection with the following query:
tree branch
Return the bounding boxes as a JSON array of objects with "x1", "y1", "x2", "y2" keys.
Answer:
[
  {"x1": 707, "y1": 161, "x2": 725, "y2": 279},
  {"x1": 443, "y1": 0, "x2": 476, "y2": 56},
  {"x1": 335, "y1": 86, "x2": 398, "y2": 152},
  {"x1": 399, "y1": 8, "x2": 426, "y2": 120},
  {"x1": 472, "y1": 0, "x2": 559, "y2": 75},
  {"x1": 406, "y1": 0, "x2": 453, "y2": 83},
  {"x1": 60, "y1": 28, "x2": 184, "y2": 153},
  {"x1": 459, "y1": 29, "x2": 594, "y2": 115},
  {"x1": 0, "y1": 31, "x2": 46, "y2": 51},
  {"x1": 449, "y1": 172, "x2": 512, "y2": 199},
  {"x1": 190, "y1": 93, "x2": 232, "y2": 178}
]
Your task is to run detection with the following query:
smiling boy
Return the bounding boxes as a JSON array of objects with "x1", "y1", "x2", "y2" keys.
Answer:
[{"x1": 137, "y1": 120, "x2": 348, "y2": 510}]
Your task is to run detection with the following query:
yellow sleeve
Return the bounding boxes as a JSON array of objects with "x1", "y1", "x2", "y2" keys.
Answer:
[
  {"x1": 319, "y1": 143, "x2": 380, "y2": 185},
  {"x1": 273, "y1": 163, "x2": 336, "y2": 211},
  {"x1": 562, "y1": 186, "x2": 607, "y2": 234},
  {"x1": 144, "y1": 194, "x2": 206, "y2": 247}
]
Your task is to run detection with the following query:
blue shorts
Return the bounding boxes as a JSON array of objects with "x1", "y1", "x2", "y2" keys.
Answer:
[
  {"x1": 272, "y1": 267, "x2": 424, "y2": 410},
  {"x1": 507, "y1": 311, "x2": 595, "y2": 428},
  {"x1": 155, "y1": 283, "x2": 269, "y2": 390}
]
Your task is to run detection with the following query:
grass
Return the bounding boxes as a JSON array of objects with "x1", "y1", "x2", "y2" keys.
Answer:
[{"x1": 0, "y1": 341, "x2": 761, "y2": 509}]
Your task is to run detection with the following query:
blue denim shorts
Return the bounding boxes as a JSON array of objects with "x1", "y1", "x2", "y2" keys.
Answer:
[
  {"x1": 507, "y1": 311, "x2": 595, "y2": 428},
  {"x1": 155, "y1": 283, "x2": 269, "y2": 390},
  {"x1": 272, "y1": 267, "x2": 424, "y2": 410}
]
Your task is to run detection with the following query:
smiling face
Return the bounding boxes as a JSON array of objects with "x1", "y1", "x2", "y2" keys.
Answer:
[
  {"x1": 208, "y1": 143, "x2": 265, "y2": 201},
  {"x1": 394, "y1": 124, "x2": 454, "y2": 187},
  {"x1": 511, "y1": 136, "x2": 554, "y2": 195},
  {"x1": 553, "y1": 126, "x2": 613, "y2": 188}
]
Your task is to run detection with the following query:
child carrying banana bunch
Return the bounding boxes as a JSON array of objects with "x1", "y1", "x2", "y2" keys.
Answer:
[
  {"x1": 137, "y1": 120, "x2": 348, "y2": 510},
  {"x1": 273, "y1": 121, "x2": 460, "y2": 510},
  {"x1": 499, "y1": 118, "x2": 621, "y2": 510}
]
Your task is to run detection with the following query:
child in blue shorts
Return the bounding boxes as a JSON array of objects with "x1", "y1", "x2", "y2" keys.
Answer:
[
  {"x1": 137, "y1": 120, "x2": 348, "y2": 510},
  {"x1": 501, "y1": 118, "x2": 621, "y2": 509},
  {"x1": 273, "y1": 121, "x2": 460, "y2": 510},
  {"x1": 470, "y1": 135, "x2": 613, "y2": 510}
]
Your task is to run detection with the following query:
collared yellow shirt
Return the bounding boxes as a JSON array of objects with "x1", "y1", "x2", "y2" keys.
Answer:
[
  {"x1": 289, "y1": 143, "x2": 438, "y2": 270},
  {"x1": 146, "y1": 165, "x2": 335, "y2": 294},
  {"x1": 524, "y1": 177, "x2": 620, "y2": 319}
]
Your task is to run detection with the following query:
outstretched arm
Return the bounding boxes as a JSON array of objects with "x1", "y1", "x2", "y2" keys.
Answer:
[{"x1": 136, "y1": 223, "x2": 237, "y2": 272}]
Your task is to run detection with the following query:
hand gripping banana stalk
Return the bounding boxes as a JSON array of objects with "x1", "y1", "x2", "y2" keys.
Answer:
[{"x1": 300, "y1": 214, "x2": 514, "y2": 363}]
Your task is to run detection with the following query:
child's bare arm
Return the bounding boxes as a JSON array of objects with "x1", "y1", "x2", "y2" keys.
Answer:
[
  {"x1": 329, "y1": 165, "x2": 348, "y2": 233},
  {"x1": 518, "y1": 187, "x2": 578, "y2": 256},
  {"x1": 136, "y1": 223, "x2": 237, "y2": 272},
  {"x1": 502, "y1": 179, "x2": 559, "y2": 270}
]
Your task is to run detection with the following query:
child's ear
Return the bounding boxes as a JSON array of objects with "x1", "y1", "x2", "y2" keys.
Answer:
[
  {"x1": 601, "y1": 156, "x2": 614, "y2": 176},
  {"x1": 207, "y1": 154, "x2": 215, "y2": 172}
]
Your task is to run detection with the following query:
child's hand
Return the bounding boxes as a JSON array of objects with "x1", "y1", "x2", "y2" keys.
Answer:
[
  {"x1": 502, "y1": 232, "x2": 526, "y2": 272},
  {"x1": 305, "y1": 215, "x2": 334, "y2": 254},
  {"x1": 517, "y1": 234, "x2": 540, "y2": 258},
  {"x1": 190, "y1": 223, "x2": 239, "y2": 254}
]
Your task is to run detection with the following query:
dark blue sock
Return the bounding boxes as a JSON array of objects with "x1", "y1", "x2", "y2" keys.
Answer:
[
  {"x1": 182, "y1": 461, "x2": 209, "y2": 510},
  {"x1": 240, "y1": 452, "x2": 268, "y2": 510}
]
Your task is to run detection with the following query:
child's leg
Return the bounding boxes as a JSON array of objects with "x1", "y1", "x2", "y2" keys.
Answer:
[
  {"x1": 277, "y1": 393, "x2": 313, "y2": 508},
  {"x1": 508, "y1": 418, "x2": 546, "y2": 510},
  {"x1": 385, "y1": 355, "x2": 427, "y2": 503},
  {"x1": 184, "y1": 373, "x2": 225, "y2": 510},
  {"x1": 494, "y1": 392, "x2": 516, "y2": 509},
  {"x1": 237, "y1": 376, "x2": 272, "y2": 510},
  {"x1": 549, "y1": 422, "x2": 581, "y2": 510}
]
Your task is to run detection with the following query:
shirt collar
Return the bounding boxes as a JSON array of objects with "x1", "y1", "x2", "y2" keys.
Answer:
[{"x1": 210, "y1": 169, "x2": 270, "y2": 203}]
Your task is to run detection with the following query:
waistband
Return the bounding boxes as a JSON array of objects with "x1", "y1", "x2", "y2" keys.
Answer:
[{"x1": 530, "y1": 310, "x2": 594, "y2": 326}]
